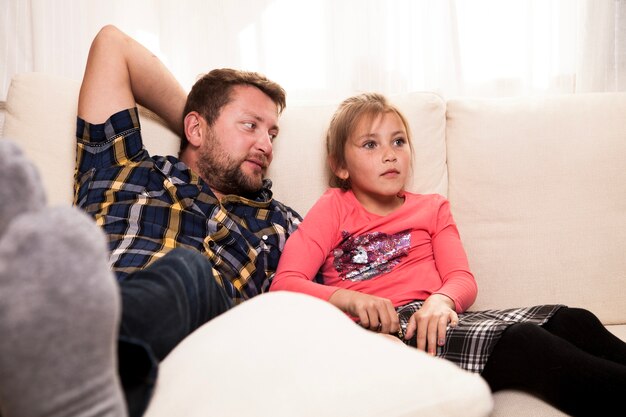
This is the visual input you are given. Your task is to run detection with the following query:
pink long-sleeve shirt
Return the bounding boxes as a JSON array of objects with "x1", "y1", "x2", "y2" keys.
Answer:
[{"x1": 270, "y1": 189, "x2": 477, "y2": 312}]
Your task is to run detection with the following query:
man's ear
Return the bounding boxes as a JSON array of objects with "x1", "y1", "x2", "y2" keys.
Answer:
[{"x1": 183, "y1": 112, "x2": 205, "y2": 148}]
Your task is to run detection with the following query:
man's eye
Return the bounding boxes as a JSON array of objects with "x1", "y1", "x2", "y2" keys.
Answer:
[{"x1": 243, "y1": 122, "x2": 256, "y2": 129}]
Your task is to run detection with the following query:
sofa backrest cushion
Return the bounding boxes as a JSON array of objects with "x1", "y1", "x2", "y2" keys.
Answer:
[
  {"x1": 446, "y1": 94, "x2": 626, "y2": 323},
  {"x1": 3, "y1": 72, "x2": 448, "y2": 216},
  {"x1": 270, "y1": 92, "x2": 447, "y2": 215},
  {"x1": 5, "y1": 72, "x2": 626, "y2": 326},
  {"x1": 3, "y1": 72, "x2": 180, "y2": 206}
]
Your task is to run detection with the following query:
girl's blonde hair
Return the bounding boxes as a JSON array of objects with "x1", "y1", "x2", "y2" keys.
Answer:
[{"x1": 326, "y1": 92, "x2": 413, "y2": 189}]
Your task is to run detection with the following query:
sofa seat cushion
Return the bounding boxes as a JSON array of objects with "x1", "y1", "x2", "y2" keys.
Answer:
[{"x1": 491, "y1": 391, "x2": 569, "y2": 417}]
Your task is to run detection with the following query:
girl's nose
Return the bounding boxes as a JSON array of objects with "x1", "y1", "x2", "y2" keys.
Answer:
[{"x1": 383, "y1": 148, "x2": 397, "y2": 162}]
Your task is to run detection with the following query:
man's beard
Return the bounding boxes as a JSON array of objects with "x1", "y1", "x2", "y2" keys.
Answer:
[{"x1": 195, "y1": 129, "x2": 266, "y2": 196}]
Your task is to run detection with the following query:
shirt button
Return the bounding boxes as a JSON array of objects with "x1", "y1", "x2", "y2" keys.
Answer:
[{"x1": 262, "y1": 235, "x2": 268, "y2": 241}]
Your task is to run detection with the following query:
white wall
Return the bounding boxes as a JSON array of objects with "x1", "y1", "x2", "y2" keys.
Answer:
[{"x1": 0, "y1": 106, "x2": 5, "y2": 138}]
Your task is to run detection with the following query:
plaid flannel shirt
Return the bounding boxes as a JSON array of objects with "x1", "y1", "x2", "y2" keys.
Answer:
[{"x1": 74, "y1": 108, "x2": 301, "y2": 303}]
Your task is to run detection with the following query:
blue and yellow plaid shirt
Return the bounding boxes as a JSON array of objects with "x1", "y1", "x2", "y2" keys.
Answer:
[{"x1": 74, "y1": 108, "x2": 301, "y2": 303}]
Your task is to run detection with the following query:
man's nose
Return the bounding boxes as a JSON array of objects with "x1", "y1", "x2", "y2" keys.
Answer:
[{"x1": 256, "y1": 132, "x2": 273, "y2": 155}]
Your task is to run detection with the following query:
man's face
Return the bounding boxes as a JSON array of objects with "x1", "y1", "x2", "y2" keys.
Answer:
[{"x1": 195, "y1": 85, "x2": 280, "y2": 197}]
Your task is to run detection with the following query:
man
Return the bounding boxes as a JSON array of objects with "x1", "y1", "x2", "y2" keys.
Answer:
[{"x1": 75, "y1": 25, "x2": 300, "y2": 415}]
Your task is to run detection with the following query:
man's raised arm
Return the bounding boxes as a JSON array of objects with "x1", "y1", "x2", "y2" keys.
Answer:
[{"x1": 78, "y1": 25, "x2": 187, "y2": 135}]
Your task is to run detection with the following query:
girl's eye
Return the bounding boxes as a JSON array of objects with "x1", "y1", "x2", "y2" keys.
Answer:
[
  {"x1": 363, "y1": 141, "x2": 376, "y2": 149},
  {"x1": 393, "y1": 138, "x2": 406, "y2": 146}
]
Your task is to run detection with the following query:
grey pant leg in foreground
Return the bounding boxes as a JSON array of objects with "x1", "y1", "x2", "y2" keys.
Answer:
[{"x1": 0, "y1": 140, "x2": 126, "y2": 417}]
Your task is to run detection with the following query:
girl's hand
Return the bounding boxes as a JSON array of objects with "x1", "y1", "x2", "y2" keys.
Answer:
[
  {"x1": 404, "y1": 294, "x2": 458, "y2": 355},
  {"x1": 329, "y1": 289, "x2": 400, "y2": 335}
]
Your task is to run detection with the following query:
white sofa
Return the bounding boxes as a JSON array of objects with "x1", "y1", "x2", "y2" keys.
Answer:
[{"x1": 4, "y1": 72, "x2": 626, "y2": 416}]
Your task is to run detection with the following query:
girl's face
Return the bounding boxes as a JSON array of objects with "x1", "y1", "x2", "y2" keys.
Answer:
[{"x1": 335, "y1": 111, "x2": 411, "y2": 214}]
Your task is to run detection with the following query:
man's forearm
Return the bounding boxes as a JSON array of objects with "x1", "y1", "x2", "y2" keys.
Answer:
[{"x1": 78, "y1": 25, "x2": 186, "y2": 135}]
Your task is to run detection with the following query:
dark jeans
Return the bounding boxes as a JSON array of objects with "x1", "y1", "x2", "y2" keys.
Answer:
[{"x1": 116, "y1": 248, "x2": 232, "y2": 417}]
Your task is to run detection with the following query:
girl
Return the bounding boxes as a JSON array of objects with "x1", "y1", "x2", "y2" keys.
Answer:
[{"x1": 270, "y1": 93, "x2": 626, "y2": 417}]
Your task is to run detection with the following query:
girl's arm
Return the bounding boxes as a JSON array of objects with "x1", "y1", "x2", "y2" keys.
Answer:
[
  {"x1": 430, "y1": 199, "x2": 478, "y2": 313},
  {"x1": 271, "y1": 190, "x2": 399, "y2": 334},
  {"x1": 270, "y1": 224, "x2": 338, "y2": 300},
  {"x1": 270, "y1": 191, "x2": 340, "y2": 300},
  {"x1": 404, "y1": 197, "x2": 476, "y2": 354},
  {"x1": 328, "y1": 289, "x2": 400, "y2": 334}
]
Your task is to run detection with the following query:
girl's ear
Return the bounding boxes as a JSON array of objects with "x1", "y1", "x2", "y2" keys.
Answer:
[
  {"x1": 335, "y1": 167, "x2": 349, "y2": 180},
  {"x1": 328, "y1": 156, "x2": 349, "y2": 180},
  {"x1": 183, "y1": 112, "x2": 205, "y2": 148}
]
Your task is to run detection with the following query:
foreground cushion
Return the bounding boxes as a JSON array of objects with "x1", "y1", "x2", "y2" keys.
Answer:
[{"x1": 145, "y1": 292, "x2": 493, "y2": 417}]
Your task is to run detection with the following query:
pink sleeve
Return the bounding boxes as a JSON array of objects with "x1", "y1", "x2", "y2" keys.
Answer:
[
  {"x1": 431, "y1": 198, "x2": 478, "y2": 312},
  {"x1": 270, "y1": 191, "x2": 342, "y2": 300}
]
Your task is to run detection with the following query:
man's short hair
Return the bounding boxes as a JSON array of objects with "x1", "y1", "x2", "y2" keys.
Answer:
[{"x1": 181, "y1": 68, "x2": 287, "y2": 151}]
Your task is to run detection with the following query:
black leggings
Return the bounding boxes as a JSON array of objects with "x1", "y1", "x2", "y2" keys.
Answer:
[{"x1": 481, "y1": 307, "x2": 626, "y2": 416}]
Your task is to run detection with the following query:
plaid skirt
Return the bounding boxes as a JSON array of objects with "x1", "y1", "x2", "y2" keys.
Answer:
[{"x1": 396, "y1": 300, "x2": 564, "y2": 373}]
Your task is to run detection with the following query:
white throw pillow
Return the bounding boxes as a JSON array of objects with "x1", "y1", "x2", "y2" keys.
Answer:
[{"x1": 144, "y1": 292, "x2": 493, "y2": 417}]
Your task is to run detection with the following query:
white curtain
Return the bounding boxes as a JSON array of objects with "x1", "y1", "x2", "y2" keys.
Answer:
[
  {"x1": 576, "y1": 0, "x2": 626, "y2": 91},
  {"x1": 1, "y1": 0, "x2": 625, "y2": 109}
]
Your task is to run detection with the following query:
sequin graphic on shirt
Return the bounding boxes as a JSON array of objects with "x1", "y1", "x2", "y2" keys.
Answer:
[{"x1": 333, "y1": 230, "x2": 411, "y2": 281}]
